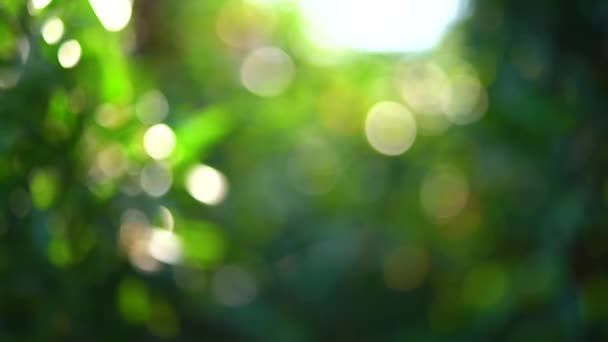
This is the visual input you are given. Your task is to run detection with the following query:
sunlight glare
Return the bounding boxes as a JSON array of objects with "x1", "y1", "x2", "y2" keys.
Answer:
[{"x1": 299, "y1": 0, "x2": 465, "y2": 52}]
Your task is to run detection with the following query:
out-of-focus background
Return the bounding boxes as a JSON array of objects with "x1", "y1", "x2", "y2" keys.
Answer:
[{"x1": 1, "y1": 0, "x2": 608, "y2": 340}]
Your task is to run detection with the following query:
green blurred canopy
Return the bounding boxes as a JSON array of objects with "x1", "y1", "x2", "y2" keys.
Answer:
[{"x1": 1, "y1": 0, "x2": 608, "y2": 340}]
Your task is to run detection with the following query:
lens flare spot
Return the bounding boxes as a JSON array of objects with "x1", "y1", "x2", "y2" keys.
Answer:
[
  {"x1": 147, "y1": 229, "x2": 182, "y2": 264},
  {"x1": 185, "y1": 164, "x2": 228, "y2": 205},
  {"x1": 240, "y1": 46, "x2": 295, "y2": 97},
  {"x1": 57, "y1": 40, "x2": 81, "y2": 69},
  {"x1": 365, "y1": 101, "x2": 417, "y2": 156},
  {"x1": 443, "y1": 74, "x2": 488, "y2": 125},
  {"x1": 397, "y1": 61, "x2": 452, "y2": 135},
  {"x1": 41, "y1": 17, "x2": 64, "y2": 45},
  {"x1": 143, "y1": 124, "x2": 176, "y2": 160}
]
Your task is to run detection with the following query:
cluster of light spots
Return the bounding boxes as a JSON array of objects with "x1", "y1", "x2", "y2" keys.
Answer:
[
  {"x1": 211, "y1": 265, "x2": 257, "y2": 307},
  {"x1": 397, "y1": 61, "x2": 488, "y2": 131},
  {"x1": 398, "y1": 61, "x2": 451, "y2": 135},
  {"x1": 383, "y1": 244, "x2": 429, "y2": 291},
  {"x1": 240, "y1": 46, "x2": 294, "y2": 97},
  {"x1": 365, "y1": 101, "x2": 417, "y2": 156},
  {"x1": 135, "y1": 90, "x2": 169, "y2": 124},
  {"x1": 119, "y1": 209, "x2": 182, "y2": 273},
  {"x1": 298, "y1": 0, "x2": 465, "y2": 52},
  {"x1": 143, "y1": 124, "x2": 176, "y2": 160},
  {"x1": 28, "y1": 0, "x2": 52, "y2": 13},
  {"x1": 57, "y1": 39, "x2": 81, "y2": 69},
  {"x1": 216, "y1": 1, "x2": 277, "y2": 49},
  {"x1": 140, "y1": 162, "x2": 172, "y2": 197},
  {"x1": 185, "y1": 164, "x2": 228, "y2": 205},
  {"x1": 89, "y1": 0, "x2": 133, "y2": 32},
  {"x1": 41, "y1": 17, "x2": 64, "y2": 45},
  {"x1": 420, "y1": 165, "x2": 469, "y2": 223},
  {"x1": 287, "y1": 136, "x2": 341, "y2": 195},
  {"x1": 442, "y1": 74, "x2": 488, "y2": 125}
]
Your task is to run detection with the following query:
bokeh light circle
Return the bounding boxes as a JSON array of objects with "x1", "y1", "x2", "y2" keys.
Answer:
[{"x1": 365, "y1": 101, "x2": 417, "y2": 156}]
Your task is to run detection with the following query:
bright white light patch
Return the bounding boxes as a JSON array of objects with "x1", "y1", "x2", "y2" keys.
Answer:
[
  {"x1": 186, "y1": 164, "x2": 228, "y2": 205},
  {"x1": 299, "y1": 0, "x2": 465, "y2": 52},
  {"x1": 89, "y1": 0, "x2": 133, "y2": 32},
  {"x1": 57, "y1": 40, "x2": 81, "y2": 69},
  {"x1": 147, "y1": 229, "x2": 182, "y2": 264},
  {"x1": 41, "y1": 17, "x2": 64, "y2": 45},
  {"x1": 143, "y1": 124, "x2": 175, "y2": 160}
]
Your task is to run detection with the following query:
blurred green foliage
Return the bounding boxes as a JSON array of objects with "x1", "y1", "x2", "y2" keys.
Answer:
[{"x1": 1, "y1": 0, "x2": 608, "y2": 340}]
